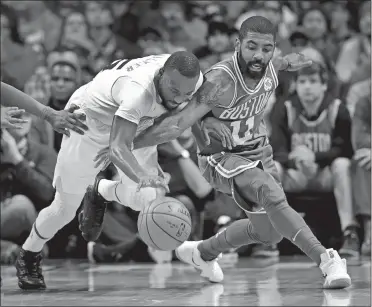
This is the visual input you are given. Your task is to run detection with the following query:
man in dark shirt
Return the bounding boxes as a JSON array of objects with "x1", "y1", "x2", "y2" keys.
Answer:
[
  {"x1": 270, "y1": 62, "x2": 359, "y2": 258},
  {"x1": 351, "y1": 91, "x2": 371, "y2": 256}
]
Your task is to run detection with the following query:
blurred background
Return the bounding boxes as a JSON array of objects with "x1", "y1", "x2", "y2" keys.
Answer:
[{"x1": 0, "y1": 0, "x2": 370, "y2": 265}]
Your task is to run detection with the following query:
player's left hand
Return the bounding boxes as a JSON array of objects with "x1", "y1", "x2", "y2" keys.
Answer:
[
  {"x1": 46, "y1": 104, "x2": 88, "y2": 137},
  {"x1": 201, "y1": 117, "x2": 236, "y2": 150},
  {"x1": 284, "y1": 53, "x2": 313, "y2": 71}
]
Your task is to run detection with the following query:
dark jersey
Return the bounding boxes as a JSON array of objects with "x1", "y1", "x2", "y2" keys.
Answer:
[
  {"x1": 285, "y1": 99, "x2": 341, "y2": 153},
  {"x1": 195, "y1": 52, "x2": 279, "y2": 155}
]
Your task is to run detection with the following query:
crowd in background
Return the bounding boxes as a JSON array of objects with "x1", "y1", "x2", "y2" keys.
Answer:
[{"x1": 0, "y1": 0, "x2": 370, "y2": 264}]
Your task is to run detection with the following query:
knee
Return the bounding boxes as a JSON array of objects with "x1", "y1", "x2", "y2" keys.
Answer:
[
  {"x1": 258, "y1": 224, "x2": 284, "y2": 245},
  {"x1": 51, "y1": 191, "x2": 82, "y2": 222},
  {"x1": 331, "y1": 158, "x2": 351, "y2": 176},
  {"x1": 235, "y1": 168, "x2": 286, "y2": 206}
]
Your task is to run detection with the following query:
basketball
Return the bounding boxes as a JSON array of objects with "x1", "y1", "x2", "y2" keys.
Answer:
[{"x1": 137, "y1": 197, "x2": 192, "y2": 251}]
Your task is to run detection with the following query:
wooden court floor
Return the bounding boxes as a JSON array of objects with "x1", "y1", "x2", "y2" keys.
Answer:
[{"x1": 1, "y1": 257, "x2": 370, "y2": 306}]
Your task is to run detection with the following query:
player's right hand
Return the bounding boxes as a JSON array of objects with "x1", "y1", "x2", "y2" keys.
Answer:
[
  {"x1": 1, "y1": 106, "x2": 27, "y2": 129},
  {"x1": 201, "y1": 117, "x2": 236, "y2": 150},
  {"x1": 137, "y1": 175, "x2": 170, "y2": 193}
]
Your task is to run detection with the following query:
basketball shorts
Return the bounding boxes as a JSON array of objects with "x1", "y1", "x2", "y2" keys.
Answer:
[
  {"x1": 53, "y1": 111, "x2": 161, "y2": 209},
  {"x1": 198, "y1": 144, "x2": 282, "y2": 217}
]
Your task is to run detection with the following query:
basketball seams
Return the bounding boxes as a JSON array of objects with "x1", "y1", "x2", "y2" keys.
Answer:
[
  {"x1": 150, "y1": 213, "x2": 184, "y2": 244},
  {"x1": 145, "y1": 199, "x2": 161, "y2": 250},
  {"x1": 143, "y1": 212, "x2": 191, "y2": 227}
]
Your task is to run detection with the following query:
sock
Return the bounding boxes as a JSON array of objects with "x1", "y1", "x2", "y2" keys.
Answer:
[
  {"x1": 98, "y1": 179, "x2": 156, "y2": 211},
  {"x1": 98, "y1": 179, "x2": 121, "y2": 202},
  {"x1": 22, "y1": 191, "x2": 82, "y2": 253},
  {"x1": 264, "y1": 200, "x2": 326, "y2": 265},
  {"x1": 198, "y1": 219, "x2": 275, "y2": 261},
  {"x1": 23, "y1": 223, "x2": 48, "y2": 252}
]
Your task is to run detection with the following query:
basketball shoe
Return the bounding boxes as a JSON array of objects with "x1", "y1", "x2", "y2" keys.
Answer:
[
  {"x1": 79, "y1": 171, "x2": 109, "y2": 241},
  {"x1": 319, "y1": 249, "x2": 351, "y2": 289},
  {"x1": 175, "y1": 241, "x2": 224, "y2": 283},
  {"x1": 15, "y1": 248, "x2": 46, "y2": 290}
]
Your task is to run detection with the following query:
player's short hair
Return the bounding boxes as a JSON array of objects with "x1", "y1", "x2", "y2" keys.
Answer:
[
  {"x1": 164, "y1": 51, "x2": 200, "y2": 78},
  {"x1": 239, "y1": 16, "x2": 276, "y2": 41},
  {"x1": 295, "y1": 62, "x2": 328, "y2": 84}
]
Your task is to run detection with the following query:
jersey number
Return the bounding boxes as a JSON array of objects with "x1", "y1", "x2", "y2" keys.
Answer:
[
  {"x1": 102, "y1": 59, "x2": 131, "y2": 72},
  {"x1": 230, "y1": 117, "x2": 255, "y2": 145}
]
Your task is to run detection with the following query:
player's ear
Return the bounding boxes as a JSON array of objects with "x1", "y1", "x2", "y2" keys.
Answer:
[
  {"x1": 159, "y1": 67, "x2": 165, "y2": 76},
  {"x1": 234, "y1": 38, "x2": 240, "y2": 53}
]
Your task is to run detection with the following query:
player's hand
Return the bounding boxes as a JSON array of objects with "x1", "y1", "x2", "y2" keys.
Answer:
[
  {"x1": 46, "y1": 104, "x2": 88, "y2": 137},
  {"x1": 137, "y1": 175, "x2": 170, "y2": 193},
  {"x1": 0, "y1": 129, "x2": 23, "y2": 165},
  {"x1": 354, "y1": 148, "x2": 371, "y2": 170},
  {"x1": 201, "y1": 117, "x2": 236, "y2": 150},
  {"x1": 284, "y1": 53, "x2": 313, "y2": 71},
  {"x1": 1, "y1": 106, "x2": 28, "y2": 129},
  {"x1": 93, "y1": 146, "x2": 110, "y2": 169}
]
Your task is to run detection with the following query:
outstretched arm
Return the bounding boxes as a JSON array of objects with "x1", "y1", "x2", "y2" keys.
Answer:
[
  {"x1": 133, "y1": 70, "x2": 232, "y2": 149},
  {"x1": 272, "y1": 53, "x2": 313, "y2": 72},
  {"x1": 1, "y1": 82, "x2": 88, "y2": 135}
]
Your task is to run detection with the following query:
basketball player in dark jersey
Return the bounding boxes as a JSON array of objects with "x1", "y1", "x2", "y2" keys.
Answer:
[{"x1": 132, "y1": 16, "x2": 351, "y2": 289}]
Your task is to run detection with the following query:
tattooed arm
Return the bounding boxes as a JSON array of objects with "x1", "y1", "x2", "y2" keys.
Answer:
[
  {"x1": 133, "y1": 69, "x2": 232, "y2": 149},
  {"x1": 272, "y1": 53, "x2": 313, "y2": 72}
]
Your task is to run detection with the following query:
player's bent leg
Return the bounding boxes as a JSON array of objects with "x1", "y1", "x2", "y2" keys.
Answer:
[
  {"x1": 233, "y1": 167, "x2": 351, "y2": 289},
  {"x1": 16, "y1": 191, "x2": 84, "y2": 290}
]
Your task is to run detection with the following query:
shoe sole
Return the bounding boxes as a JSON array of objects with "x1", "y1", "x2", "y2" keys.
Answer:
[
  {"x1": 324, "y1": 277, "x2": 351, "y2": 289},
  {"x1": 18, "y1": 281, "x2": 46, "y2": 290}
]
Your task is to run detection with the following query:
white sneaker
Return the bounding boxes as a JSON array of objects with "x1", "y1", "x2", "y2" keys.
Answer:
[
  {"x1": 319, "y1": 249, "x2": 351, "y2": 289},
  {"x1": 175, "y1": 241, "x2": 224, "y2": 283}
]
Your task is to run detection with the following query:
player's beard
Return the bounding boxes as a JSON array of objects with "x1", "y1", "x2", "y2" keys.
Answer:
[{"x1": 238, "y1": 51, "x2": 268, "y2": 79}]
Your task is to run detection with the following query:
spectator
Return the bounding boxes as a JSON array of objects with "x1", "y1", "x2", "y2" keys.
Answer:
[
  {"x1": 56, "y1": 9, "x2": 95, "y2": 72},
  {"x1": 194, "y1": 21, "x2": 233, "y2": 72},
  {"x1": 335, "y1": 1, "x2": 371, "y2": 86},
  {"x1": 83, "y1": 1, "x2": 143, "y2": 73},
  {"x1": 327, "y1": 1, "x2": 355, "y2": 61},
  {"x1": 0, "y1": 3, "x2": 40, "y2": 90},
  {"x1": 298, "y1": 6, "x2": 337, "y2": 62},
  {"x1": 270, "y1": 62, "x2": 359, "y2": 258},
  {"x1": 351, "y1": 90, "x2": 371, "y2": 256},
  {"x1": 158, "y1": 1, "x2": 207, "y2": 52},
  {"x1": 30, "y1": 48, "x2": 82, "y2": 151},
  {"x1": 0, "y1": 122, "x2": 57, "y2": 211}
]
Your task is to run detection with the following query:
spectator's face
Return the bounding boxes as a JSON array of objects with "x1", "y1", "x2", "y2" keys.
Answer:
[
  {"x1": 85, "y1": 2, "x2": 112, "y2": 28},
  {"x1": 236, "y1": 32, "x2": 275, "y2": 78},
  {"x1": 0, "y1": 14, "x2": 10, "y2": 42},
  {"x1": 161, "y1": 3, "x2": 185, "y2": 29},
  {"x1": 158, "y1": 69, "x2": 200, "y2": 111},
  {"x1": 360, "y1": 11, "x2": 371, "y2": 37},
  {"x1": 64, "y1": 12, "x2": 88, "y2": 38},
  {"x1": 208, "y1": 31, "x2": 230, "y2": 53},
  {"x1": 296, "y1": 73, "x2": 327, "y2": 103},
  {"x1": 138, "y1": 33, "x2": 165, "y2": 56},
  {"x1": 302, "y1": 10, "x2": 327, "y2": 40},
  {"x1": 50, "y1": 64, "x2": 78, "y2": 101},
  {"x1": 330, "y1": 5, "x2": 349, "y2": 31}
]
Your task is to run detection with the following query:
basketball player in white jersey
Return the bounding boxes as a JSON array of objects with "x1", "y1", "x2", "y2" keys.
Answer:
[{"x1": 15, "y1": 51, "x2": 204, "y2": 290}]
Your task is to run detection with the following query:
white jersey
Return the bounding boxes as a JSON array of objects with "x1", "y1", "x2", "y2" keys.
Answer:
[{"x1": 70, "y1": 54, "x2": 171, "y2": 135}]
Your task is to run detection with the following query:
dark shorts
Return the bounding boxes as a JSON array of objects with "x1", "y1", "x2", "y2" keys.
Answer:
[{"x1": 198, "y1": 144, "x2": 282, "y2": 214}]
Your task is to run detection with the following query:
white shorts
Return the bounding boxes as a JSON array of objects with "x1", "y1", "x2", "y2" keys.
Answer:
[{"x1": 53, "y1": 111, "x2": 161, "y2": 211}]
